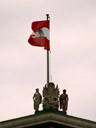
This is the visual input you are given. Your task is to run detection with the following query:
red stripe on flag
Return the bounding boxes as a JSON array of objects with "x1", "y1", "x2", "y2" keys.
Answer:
[
  {"x1": 28, "y1": 35, "x2": 50, "y2": 50},
  {"x1": 32, "y1": 20, "x2": 49, "y2": 32}
]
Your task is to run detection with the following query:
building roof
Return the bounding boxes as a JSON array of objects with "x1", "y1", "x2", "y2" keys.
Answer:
[{"x1": 0, "y1": 111, "x2": 96, "y2": 128}]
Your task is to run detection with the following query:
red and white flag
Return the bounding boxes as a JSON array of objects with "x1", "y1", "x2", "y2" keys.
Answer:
[{"x1": 28, "y1": 20, "x2": 50, "y2": 50}]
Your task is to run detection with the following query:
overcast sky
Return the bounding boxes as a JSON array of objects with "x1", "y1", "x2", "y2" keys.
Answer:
[{"x1": 0, "y1": 0, "x2": 96, "y2": 122}]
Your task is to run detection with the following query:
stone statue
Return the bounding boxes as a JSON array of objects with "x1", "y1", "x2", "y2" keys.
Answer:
[
  {"x1": 60, "y1": 89, "x2": 69, "y2": 112},
  {"x1": 33, "y1": 88, "x2": 42, "y2": 112},
  {"x1": 43, "y1": 82, "x2": 59, "y2": 110}
]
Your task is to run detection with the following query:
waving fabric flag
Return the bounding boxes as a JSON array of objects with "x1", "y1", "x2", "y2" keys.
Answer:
[{"x1": 28, "y1": 20, "x2": 50, "y2": 50}]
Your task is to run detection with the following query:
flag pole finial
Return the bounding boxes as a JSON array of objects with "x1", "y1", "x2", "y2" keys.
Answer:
[{"x1": 46, "y1": 14, "x2": 50, "y2": 20}]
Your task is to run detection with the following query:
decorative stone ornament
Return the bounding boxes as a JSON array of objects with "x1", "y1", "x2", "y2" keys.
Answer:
[{"x1": 43, "y1": 82, "x2": 59, "y2": 110}]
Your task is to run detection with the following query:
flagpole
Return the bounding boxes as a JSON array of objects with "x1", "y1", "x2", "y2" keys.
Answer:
[{"x1": 46, "y1": 14, "x2": 50, "y2": 85}]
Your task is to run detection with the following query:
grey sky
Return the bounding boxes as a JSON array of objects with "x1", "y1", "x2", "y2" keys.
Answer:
[{"x1": 0, "y1": 0, "x2": 96, "y2": 121}]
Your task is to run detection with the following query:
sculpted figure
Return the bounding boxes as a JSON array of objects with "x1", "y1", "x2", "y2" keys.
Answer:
[
  {"x1": 33, "y1": 88, "x2": 42, "y2": 112},
  {"x1": 60, "y1": 89, "x2": 69, "y2": 112},
  {"x1": 43, "y1": 83, "x2": 59, "y2": 110}
]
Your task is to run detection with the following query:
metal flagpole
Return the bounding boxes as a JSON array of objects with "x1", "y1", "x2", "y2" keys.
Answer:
[{"x1": 46, "y1": 14, "x2": 50, "y2": 85}]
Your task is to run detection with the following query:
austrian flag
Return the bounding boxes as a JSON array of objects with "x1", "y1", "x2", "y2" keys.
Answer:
[{"x1": 28, "y1": 20, "x2": 50, "y2": 50}]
